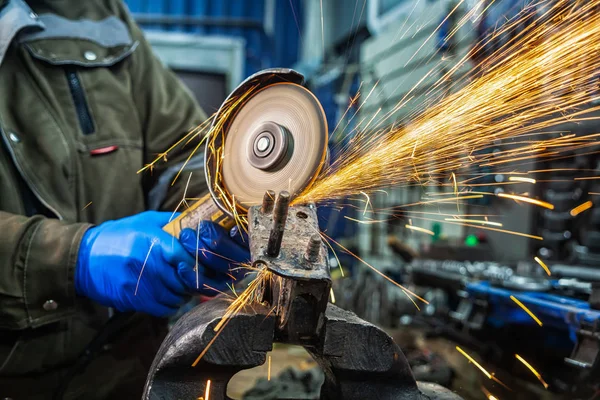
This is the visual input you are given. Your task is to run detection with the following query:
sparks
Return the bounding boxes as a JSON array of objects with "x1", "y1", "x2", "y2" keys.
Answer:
[
  {"x1": 570, "y1": 200, "x2": 593, "y2": 217},
  {"x1": 360, "y1": 191, "x2": 372, "y2": 215},
  {"x1": 204, "y1": 379, "x2": 211, "y2": 400},
  {"x1": 323, "y1": 233, "x2": 429, "y2": 304},
  {"x1": 295, "y1": 0, "x2": 600, "y2": 205},
  {"x1": 192, "y1": 268, "x2": 273, "y2": 367},
  {"x1": 82, "y1": 201, "x2": 92, "y2": 211},
  {"x1": 405, "y1": 224, "x2": 434, "y2": 236},
  {"x1": 444, "y1": 218, "x2": 503, "y2": 227},
  {"x1": 267, "y1": 355, "x2": 272, "y2": 381},
  {"x1": 497, "y1": 193, "x2": 554, "y2": 210},
  {"x1": 330, "y1": 288, "x2": 336, "y2": 303},
  {"x1": 403, "y1": 289, "x2": 421, "y2": 311},
  {"x1": 534, "y1": 257, "x2": 551, "y2": 276},
  {"x1": 515, "y1": 354, "x2": 549, "y2": 389},
  {"x1": 456, "y1": 346, "x2": 492, "y2": 379},
  {"x1": 135, "y1": 238, "x2": 157, "y2": 296},
  {"x1": 508, "y1": 176, "x2": 536, "y2": 184},
  {"x1": 510, "y1": 295, "x2": 543, "y2": 326},
  {"x1": 481, "y1": 386, "x2": 500, "y2": 400}
]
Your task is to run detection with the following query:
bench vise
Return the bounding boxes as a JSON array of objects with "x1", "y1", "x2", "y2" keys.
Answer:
[{"x1": 143, "y1": 191, "x2": 461, "y2": 400}]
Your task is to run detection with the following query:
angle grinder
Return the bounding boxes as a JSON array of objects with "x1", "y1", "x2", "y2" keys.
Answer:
[{"x1": 163, "y1": 68, "x2": 328, "y2": 237}]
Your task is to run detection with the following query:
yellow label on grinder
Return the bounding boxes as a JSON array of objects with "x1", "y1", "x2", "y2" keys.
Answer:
[{"x1": 163, "y1": 193, "x2": 235, "y2": 238}]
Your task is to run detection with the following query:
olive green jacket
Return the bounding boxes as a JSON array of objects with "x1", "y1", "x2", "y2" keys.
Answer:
[{"x1": 0, "y1": 0, "x2": 207, "y2": 397}]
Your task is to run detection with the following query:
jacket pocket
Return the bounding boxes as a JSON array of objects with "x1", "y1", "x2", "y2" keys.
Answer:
[
  {"x1": 19, "y1": 13, "x2": 141, "y2": 142},
  {"x1": 16, "y1": 14, "x2": 146, "y2": 220}
]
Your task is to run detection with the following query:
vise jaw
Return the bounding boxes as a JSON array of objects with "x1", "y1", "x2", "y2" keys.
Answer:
[{"x1": 143, "y1": 191, "x2": 461, "y2": 400}]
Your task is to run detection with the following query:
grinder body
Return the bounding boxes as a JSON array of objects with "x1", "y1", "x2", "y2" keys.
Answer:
[{"x1": 162, "y1": 68, "x2": 327, "y2": 237}]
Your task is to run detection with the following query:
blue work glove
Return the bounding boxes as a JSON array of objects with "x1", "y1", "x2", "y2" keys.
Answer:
[
  {"x1": 75, "y1": 211, "x2": 195, "y2": 317},
  {"x1": 178, "y1": 221, "x2": 250, "y2": 293}
]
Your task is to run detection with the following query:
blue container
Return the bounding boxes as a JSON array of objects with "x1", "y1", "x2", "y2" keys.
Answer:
[{"x1": 124, "y1": 0, "x2": 303, "y2": 77}]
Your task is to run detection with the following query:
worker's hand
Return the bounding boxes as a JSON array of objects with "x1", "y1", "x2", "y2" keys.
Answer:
[
  {"x1": 178, "y1": 221, "x2": 250, "y2": 293},
  {"x1": 75, "y1": 211, "x2": 195, "y2": 317}
]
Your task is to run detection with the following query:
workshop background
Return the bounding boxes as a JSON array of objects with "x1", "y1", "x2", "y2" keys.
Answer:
[{"x1": 127, "y1": 1, "x2": 600, "y2": 399}]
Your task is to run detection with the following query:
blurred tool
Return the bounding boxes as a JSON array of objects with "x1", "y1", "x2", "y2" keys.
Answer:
[{"x1": 163, "y1": 68, "x2": 328, "y2": 237}]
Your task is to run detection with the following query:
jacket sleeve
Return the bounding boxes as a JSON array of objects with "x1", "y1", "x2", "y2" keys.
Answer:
[
  {"x1": 0, "y1": 211, "x2": 91, "y2": 329},
  {"x1": 118, "y1": 3, "x2": 210, "y2": 211}
]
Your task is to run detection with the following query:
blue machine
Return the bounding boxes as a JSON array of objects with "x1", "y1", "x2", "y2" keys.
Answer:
[
  {"x1": 464, "y1": 280, "x2": 600, "y2": 350},
  {"x1": 410, "y1": 258, "x2": 600, "y2": 396}
]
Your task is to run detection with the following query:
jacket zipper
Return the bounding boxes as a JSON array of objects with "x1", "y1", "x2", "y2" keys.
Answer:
[
  {"x1": 65, "y1": 69, "x2": 95, "y2": 135},
  {"x1": 0, "y1": 129, "x2": 63, "y2": 220}
]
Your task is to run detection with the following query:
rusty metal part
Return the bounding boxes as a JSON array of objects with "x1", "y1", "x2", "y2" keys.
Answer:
[
  {"x1": 305, "y1": 234, "x2": 322, "y2": 263},
  {"x1": 144, "y1": 191, "x2": 462, "y2": 400},
  {"x1": 249, "y1": 194, "x2": 330, "y2": 343},
  {"x1": 261, "y1": 189, "x2": 276, "y2": 213},
  {"x1": 266, "y1": 191, "x2": 291, "y2": 257}
]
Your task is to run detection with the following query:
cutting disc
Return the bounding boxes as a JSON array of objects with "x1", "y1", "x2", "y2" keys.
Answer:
[{"x1": 222, "y1": 83, "x2": 328, "y2": 208}]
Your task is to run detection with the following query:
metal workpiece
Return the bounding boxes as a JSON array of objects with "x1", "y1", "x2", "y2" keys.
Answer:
[
  {"x1": 249, "y1": 197, "x2": 328, "y2": 280},
  {"x1": 250, "y1": 196, "x2": 331, "y2": 344},
  {"x1": 261, "y1": 189, "x2": 276, "y2": 213},
  {"x1": 266, "y1": 191, "x2": 291, "y2": 257},
  {"x1": 305, "y1": 234, "x2": 323, "y2": 264},
  {"x1": 144, "y1": 191, "x2": 462, "y2": 399}
]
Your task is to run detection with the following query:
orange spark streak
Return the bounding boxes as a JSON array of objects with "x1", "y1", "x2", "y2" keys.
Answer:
[
  {"x1": 319, "y1": 232, "x2": 345, "y2": 277},
  {"x1": 330, "y1": 288, "x2": 336, "y2": 304},
  {"x1": 534, "y1": 257, "x2": 551, "y2": 276},
  {"x1": 515, "y1": 354, "x2": 549, "y2": 389},
  {"x1": 205, "y1": 379, "x2": 211, "y2": 400},
  {"x1": 510, "y1": 296, "x2": 543, "y2": 326},
  {"x1": 570, "y1": 200, "x2": 593, "y2": 216},
  {"x1": 323, "y1": 233, "x2": 428, "y2": 304},
  {"x1": 481, "y1": 386, "x2": 500, "y2": 400},
  {"x1": 438, "y1": 219, "x2": 543, "y2": 240},
  {"x1": 268, "y1": 355, "x2": 272, "y2": 381},
  {"x1": 403, "y1": 289, "x2": 421, "y2": 311},
  {"x1": 456, "y1": 346, "x2": 492, "y2": 379},
  {"x1": 344, "y1": 216, "x2": 387, "y2": 224},
  {"x1": 82, "y1": 201, "x2": 92, "y2": 211},
  {"x1": 509, "y1": 176, "x2": 536, "y2": 184},
  {"x1": 295, "y1": 0, "x2": 600, "y2": 205},
  {"x1": 497, "y1": 193, "x2": 554, "y2": 210},
  {"x1": 444, "y1": 218, "x2": 502, "y2": 227},
  {"x1": 405, "y1": 225, "x2": 435, "y2": 236}
]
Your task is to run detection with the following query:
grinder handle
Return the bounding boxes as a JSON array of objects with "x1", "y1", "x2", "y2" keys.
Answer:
[{"x1": 163, "y1": 193, "x2": 235, "y2": 238}]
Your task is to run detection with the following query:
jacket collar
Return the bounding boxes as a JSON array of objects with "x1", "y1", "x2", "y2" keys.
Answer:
[{"x1": 0, "y1": 0, "x2": 44, "y2": 66}]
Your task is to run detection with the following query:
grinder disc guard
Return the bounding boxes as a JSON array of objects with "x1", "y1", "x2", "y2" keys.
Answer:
[{"x1": 221, "y1": 82, "x2": 328, "y2": 209}]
